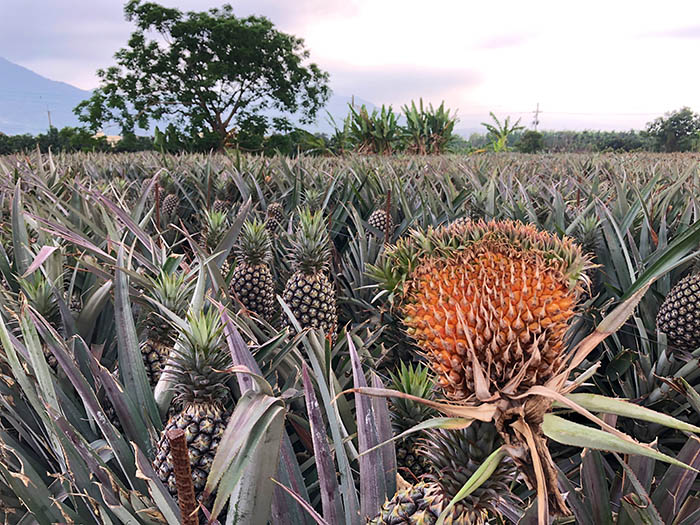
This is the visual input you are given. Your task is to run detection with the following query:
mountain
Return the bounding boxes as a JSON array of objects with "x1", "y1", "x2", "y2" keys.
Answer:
[
  {"x1": 0, "y1": 56, "x2": 377, "y2": 137},
  {"x1": 0, "y1": 57, "x2": 92, "y2": 135}
]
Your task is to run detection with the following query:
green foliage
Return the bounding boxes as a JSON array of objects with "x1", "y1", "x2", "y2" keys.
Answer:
[
  {"x1": 74, "y1": 1, "x2": 330, "y2": 150},
  {"x1": 645, "y1": 106, "x2": 700, "y2": 152},
  {"x1": 0, "y1": 126, "x2": 114, "y2": 154},
  {"x1": 401, "y1": 99, "x2": 458, "y2": 154},
  {"x1": 346, "y1": 104, "x2": 401, "y2": 154},
  {"x1": 516, "y1": 130, "x2": 544, "y2": 153},
  {"x1": 481, "y1": 112, "x2": 525, "y2": 152},
  {"x1": 1, "y1": 150, "x2": 700, "y2": 525}
]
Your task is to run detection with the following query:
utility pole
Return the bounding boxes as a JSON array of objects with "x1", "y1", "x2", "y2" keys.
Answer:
[
  {"x1": 532, "y1": 102, "x2": 541, "y2": 131},
  {"x1": 47, "y1": 107, "x2": 53, "y2": 129}
]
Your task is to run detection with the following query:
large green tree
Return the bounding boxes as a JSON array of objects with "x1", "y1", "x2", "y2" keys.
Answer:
[
  {"x1": 74, "y1": 1, "x2": 330, "y2": 149},
  {"x1": 645, "y1": 107, "x2": 700, "y2": 152}
]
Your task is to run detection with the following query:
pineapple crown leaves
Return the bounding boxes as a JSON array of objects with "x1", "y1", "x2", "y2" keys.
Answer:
[
  {"x1": 168, "y1": 309, "x2": 232, "y2": 405},
  {"x1": 388, "y1": 361, "x2": 437, "y2": 430},
  {"x1": 18, "y1": 274, "x2": 60, "y2": 322},
  {"x1": 371, "y1": 219, "x2": 591, "y2": 306},
  {"x1": 303, "y1": 186, "x2": 325, "y2": 210},
  {"x1": 202, "y1": 209, "x2": 230, "y2": 249},
  {"x1": 236, "y1": 218, "x2": 272, "y2": 266},
  {"x1": 289, "y1": 208, "x2": 331, "y2": 275},
  {"x1": 146, "y1": 269, "x2": 194, "y2": 316}
]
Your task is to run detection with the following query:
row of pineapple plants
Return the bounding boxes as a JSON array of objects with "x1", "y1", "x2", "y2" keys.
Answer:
[{"x1": 0, "y1": 149, "x2": 698, "y2": 524}]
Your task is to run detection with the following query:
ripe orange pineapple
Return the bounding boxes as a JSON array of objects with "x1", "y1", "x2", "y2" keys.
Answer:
[{"x1": 371, "y1": 218, "x2": 590, "y2": 517}]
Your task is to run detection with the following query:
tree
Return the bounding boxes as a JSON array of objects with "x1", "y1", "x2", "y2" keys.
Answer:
[
  {"x1": 517, "y1": 130, "x2": 544, "y2": 153},
  {"x1": 74, "y1": 1, "x2": 330, "y2": 150},
  {"x1": 645, "y1": 107, "x2": 700, "y2": 152}
]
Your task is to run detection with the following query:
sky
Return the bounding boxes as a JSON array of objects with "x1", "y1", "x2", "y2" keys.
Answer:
[{"x1": 2, "y1": 0, "x2": 700, "y2": 132}]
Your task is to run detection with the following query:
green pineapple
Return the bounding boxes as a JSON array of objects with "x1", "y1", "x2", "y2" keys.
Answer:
[
  {"x1": 212, "y1": 199, "x2": 230, "y2": 214},
  {"x1": 265, "y1": 202, "x2": 284, "y2": 233},
  {"x1": 282, "y1": 209, "x2": 337, "y2": 339},
  {"x1": 153, "y1": 310, "x2": 232, "y2": 507},
  {"x1": 140, "y1": 269, "x2": 193, "y2": 387},
  {"x1": 161, "y1": 193, "x2": 180, "y2": 219},
  {"x1": 369, "y1": 423, "x2": 516, "y2": 525},
  {"x1": 230, "y1": 219, "x2": 276, "y2": 318},
  {"x1": 368, "y1": 208, "x2": 393, "y2": 238},
  {"x1": 389, "y1": 362, "x2": 435, "y2": 480},
  {"x1": 657, "y1": 262, "x2": 700, "y2": 352}
]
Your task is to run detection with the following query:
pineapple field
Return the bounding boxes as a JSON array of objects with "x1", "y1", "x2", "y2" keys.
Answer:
[{"x1": 0, "y1": 150, "x2": 699, "y2": 525}]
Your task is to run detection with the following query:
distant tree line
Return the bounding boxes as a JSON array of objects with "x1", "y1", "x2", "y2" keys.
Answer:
[
  {"x1": 0, "y1": 127, "x2": 154, "y2": 155},
  {"x1": 460, "y1": 107, "x2": 700, "y2": 153},
  {"x1": 2, "y1": 107, "x2": 700, "y2": 156},
  {"x1": 461, "y1": 129, "x2": 655, "y2": 153}
]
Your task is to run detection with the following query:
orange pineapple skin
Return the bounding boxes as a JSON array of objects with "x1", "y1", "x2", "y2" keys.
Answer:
[{"x1": 402, "y1": 242, "x2": 578, "y2": 401}]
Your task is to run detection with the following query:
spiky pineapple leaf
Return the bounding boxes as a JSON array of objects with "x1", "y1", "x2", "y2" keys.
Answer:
[
  {"x1": 115, "y1": 246, "x2": 162, "y2": 431},
  {"x1": 217, "y1": 303, "x2": 314, "y2": 525},
  {"x1": 542, "y1": 414, "x2": 696, "y2": 471},
  {"x1": 303, "y1": 362, "x2": 343, "y2": 522},
  {"x1": 561, "y1": 393, "x2": 700, "y2": 434}
]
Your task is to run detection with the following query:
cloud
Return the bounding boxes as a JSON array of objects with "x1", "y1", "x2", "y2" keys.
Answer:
[
  {"x1": 640, "y1": 25, "x2": 700, "y2": 39},
  {"x1": 479, "y1": 33, "x2": 534, "y2": 49},
  {"x1": 327, "y1": 65, "x2": 481, "y2": 107},
  {"x1": 0, "y1": 0, "x2": 339, "y2": 89}
]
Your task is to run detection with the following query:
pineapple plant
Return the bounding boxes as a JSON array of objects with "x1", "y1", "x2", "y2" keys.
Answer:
[
  {"x1": 303, "y1": 187, "x2": 324, "y2": 210},
  {"x1": 282, "y1": 208, "x2": 337, "y2": 339},
  {"x1": 20, "y1": 274, "x2": 62, "y2": 369},
  {"x1": 211, "y1": 174, "x2": 233, "y2": 214},
  {"x1": 370, "y1": 423, "x2": 516, "y2": 524},
  {"x1": 388, "y1": 362, "x2": 435, "y2": 480},
  {"x1": 656, "y1": 260, "x2": 700, "y2": 352},
  {"x1": 371, "y1": 219, "x2": 590, "y2": 517},
  {"x1": 230, "y1": 219, "x2": 276, "y2": 319},
  {"x1": 572, "y1": 213, "x2": 603, "y2": 303},
  {"x1": 140, "y1": 269, "x2": 193, "y2": 387},
  {"x1": 265, "y1": 201, "x2": 284, "y2": 233},
  {"x1": 200, "y1": 209, "x2": 232, "y2": 276},
  {"x1": 153, "y1": 310, "x2": 232, "y2": 504}
]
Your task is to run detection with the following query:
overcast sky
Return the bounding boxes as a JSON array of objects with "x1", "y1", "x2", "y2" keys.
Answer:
[{"x1": 2, "y1": 0, "x2": 700, "y2": 131}]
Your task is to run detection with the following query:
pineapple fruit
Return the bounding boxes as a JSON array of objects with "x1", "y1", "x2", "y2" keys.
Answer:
[
  {"x1": 282, "y1": 209, "x2": 337, "y2": 339},
  {"x1": 230, "y1": 219, "x2": 276, "y2": 318},
  {"x1": 153, "y1": 310, "x2": 232, "y2": 505},
  {"x1": 657, "y1": 264, "x2": 700, "y2": 352},
  {"x1": 389, "y1": 362, "x2": 435, "y2": 480},
  {"x1": 371, "y1": 219, "x2": 589, "y2": 515},
  {"x1": 368, "y1": 208, "x2": 393, "y2": 238},
  {"x1": 161, "y1": 193, "x2": 180, "y2": 220},
  {"x1": 140, "y1": 269, "x2": 193, "y2": 387},
  {"x1": 370, "y1": 423, "x2": 516, "y2": 524},
  {"x1": 265, "y1": 202, "x2": 284, "y2": 233}
]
